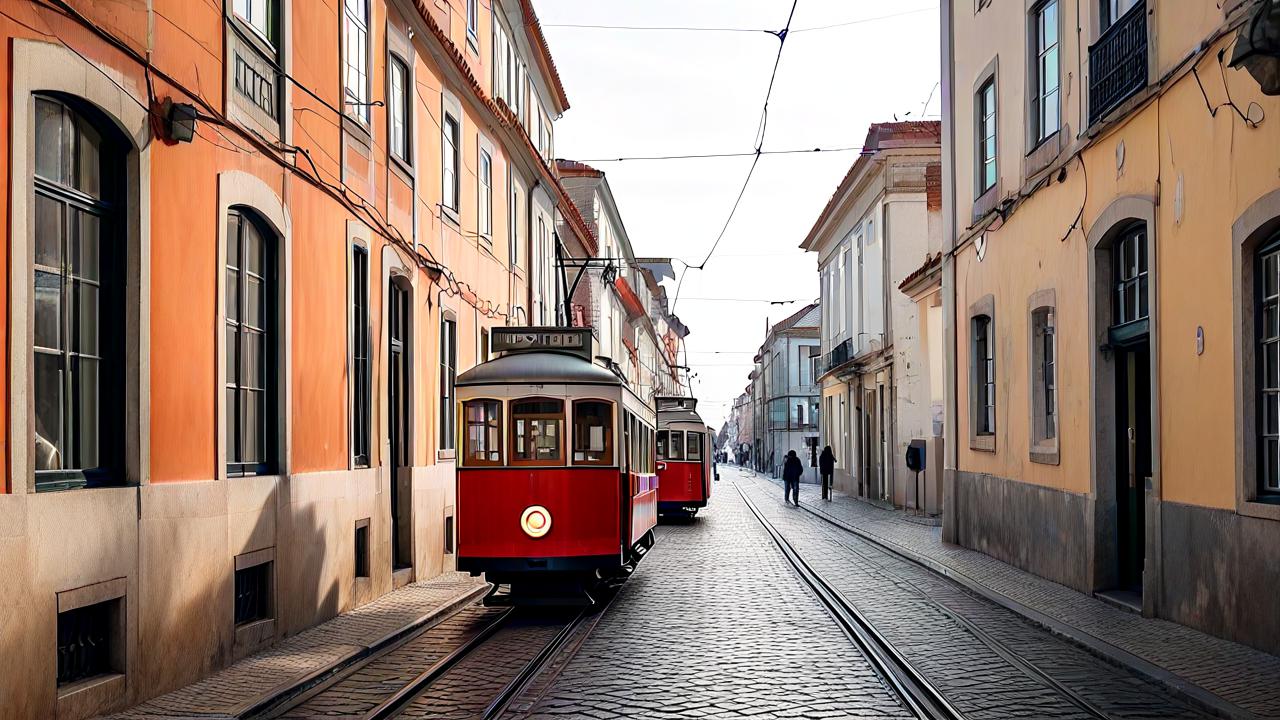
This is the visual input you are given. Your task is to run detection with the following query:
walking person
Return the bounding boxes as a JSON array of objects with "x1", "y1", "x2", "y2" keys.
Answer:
[
  {"x1": 783, "y1": 450, "x2": 803, "y2": 506},
  {"x1": 819, "y1": 446, "x2": 836, "y2": 501}
]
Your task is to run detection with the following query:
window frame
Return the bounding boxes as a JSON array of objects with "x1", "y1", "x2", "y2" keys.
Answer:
[
  {"x1": 466, "y1": 0, "x2": 479, "y2": 48},
  {"x1": 686, "y1": 431, "x2": 703, "y2": 461},
  {"x1": 387, "y1": 53, "x2": 411, "y2": 165},
  {"x1": 342, "y1": 0, "x2": 371, "y2": 125},
  {"x1": 508, "y1": 397, "x2": 566, "y2": 466},
  {"x1": 969, "y1": 294, "x2": 997, "y2": 452},
  {"x1": 225, "y1": 208, "x2": 277, "y2": 477},
  {"x1": 478, "y1": 148, "x2": 493, "y2": 241},
  {"x1": 442, "y1": 114, "x2": 460, "y2": 215},
  {"x1": 462, "y1": 398, "x2": 503, "y2": 467},
  {"x1": 31, "y1": 94, "x2": 126, "y2": 490},
  {"x1": 571, "y1": 399, "x2": 615, "y2": 466},
  {"x1": 1029, "y1": 290, "x2": 1060, "y2": 464},
  {"x1": 667, "y1": 429, "x2": 686, "y2": 460},
  {"x1": 507, "y1": 171, "x2": 520, "y2": 267},
  {"x1": 1256, "y1": 236, "x2": 1280, "y2": 497},
  {"x1": 439, "y1": 315, "x2": 457, "y2": 451},
  {"x1": 351, "y1": 244, "x2": 371, "y2": 467},
  {"x1": 976, "y1": 76, "x2": 998, "y2": 196},
  {"x1": 1029, "y1": 0, "x2": 1061, "y2": 146}
]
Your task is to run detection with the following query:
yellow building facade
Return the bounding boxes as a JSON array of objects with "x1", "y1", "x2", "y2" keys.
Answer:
[{"x1": 942, "y1": 0, "x2": 1280, "y2": 653}]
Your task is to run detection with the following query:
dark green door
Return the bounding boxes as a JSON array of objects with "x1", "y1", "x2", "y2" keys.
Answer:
[{"x1": 1115, "y1": 341, "x2": 1150, "y2": 593}]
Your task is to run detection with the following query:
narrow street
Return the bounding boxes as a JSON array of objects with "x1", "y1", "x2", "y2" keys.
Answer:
[{"x1": 216, "y1": 467, "x2": 1218, "y2": 720}]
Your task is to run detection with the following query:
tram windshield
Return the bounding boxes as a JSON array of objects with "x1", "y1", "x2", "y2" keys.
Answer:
[
  {"x1": 510, "y1": 398, "x2": 564, "y2": 465},
  {"x1": 667, "y1": 430, "x2": 685, "y2": 460},
  {"x1": 573, "y1": 400, "x2": 614, "y2": 465}
]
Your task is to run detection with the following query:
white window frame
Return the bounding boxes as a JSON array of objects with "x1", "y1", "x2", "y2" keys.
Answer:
[
  {"x1": 1031, "y1": 0, "x2": 1060, "y2": 144},
  {"x1": 442, "y1": 114, "x2": 460, "y2": 214},
  {"x1": 478, "y1": 148, "x2": 493, "y2": 241},
  {"x1": 342, "y1": 0, "x2": 370, "y2": 124}
]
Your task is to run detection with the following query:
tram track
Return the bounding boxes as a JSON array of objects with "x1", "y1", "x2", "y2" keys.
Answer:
[
  {"x1": 736, "y1": 485, "x2": 966, "y2": 720},
  {"x1": 263, "y1": 587, "x2": 617, "y2": 720}
]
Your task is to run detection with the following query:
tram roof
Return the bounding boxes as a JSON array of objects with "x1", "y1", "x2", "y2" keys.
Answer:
[
  {"x1": 658, "y1": 409, "x2": 705, "y2": 428},
  {"x1": 456, "y1": 350, "x2": 623, "y2": 388}
]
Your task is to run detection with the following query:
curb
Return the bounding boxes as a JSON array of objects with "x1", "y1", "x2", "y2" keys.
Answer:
[
  {"x1": 741, "y1": 472, "x2": 1258, "y2": 720},
  {"x1": 235, "y1": 581, "x2": 491, "y2": 719}
]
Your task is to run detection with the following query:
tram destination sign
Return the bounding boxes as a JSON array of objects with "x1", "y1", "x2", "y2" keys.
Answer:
[{"x1": 491, "y1": 327, "x2": 593, "y2": 361}]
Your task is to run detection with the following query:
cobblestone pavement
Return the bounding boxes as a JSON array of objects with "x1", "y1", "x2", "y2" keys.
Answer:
[
  {"x1": 740, "y1": 466, "x2": 1280, "y2": 718},
  {"x1": 513, "y1": 479, "x2": 914, "y2": 720},
  {"x1": 735, "y1": 471, "x2": 1211, "y2": 719},
  {"x1": 108, "y1": 573, "x2": 485, "y2": 719}
]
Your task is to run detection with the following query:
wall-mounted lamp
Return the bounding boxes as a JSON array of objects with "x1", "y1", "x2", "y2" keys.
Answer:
[
  {"x1": 1229, "y1": 0, "x2": 1280, "y2": 95},
  {"x1": 163, "y1": 98, "x2": 198, "y2": 143}
]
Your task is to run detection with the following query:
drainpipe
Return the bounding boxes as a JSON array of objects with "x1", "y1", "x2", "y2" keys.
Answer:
[
  {"x1": 528, "y1": 178, "x2": 540, "y2": 325},
  {"x1": 940, "y1": 0, "x2": 960, "y2": 541}
]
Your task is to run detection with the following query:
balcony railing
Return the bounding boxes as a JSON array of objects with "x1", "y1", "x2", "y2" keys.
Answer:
[
  {"x1": 1088, "y1": 0, "x2": 1147, "y2": 125},
  {"x1": 820, "y1": 338, "x2": 852, "y2": 375}
]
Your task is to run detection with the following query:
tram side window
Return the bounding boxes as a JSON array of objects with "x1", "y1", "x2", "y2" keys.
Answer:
[
  {"x1": 572, "y1": 400, "x2": 613, "y2": 465},
  {"x1": 687, "y1": 431, "x2": 702, "y2": 461},
  {"x1": 656, "y1": 430, "x2": 668, "y2": 459},
  {"x1": 510, "y1": 398, "x2": 564, "y2": 464},
  {"x1": 463, "y1": 400, "x2": 502, "y2": 466},
  {"x1": 645, "y1": 426, "x2": 654, "y2": 473},
  {"x1": 668, "y1": 430, "x2": 685, "y2": 460}
]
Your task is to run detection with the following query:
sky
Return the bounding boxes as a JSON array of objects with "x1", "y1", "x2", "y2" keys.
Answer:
[{"x1": 532, "y1": 0, "x2": 942, "y2": 428}]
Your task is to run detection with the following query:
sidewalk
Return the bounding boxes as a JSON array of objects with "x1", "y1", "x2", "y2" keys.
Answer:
[
  {"x1": 736, "y1": 467, "x2": 1280, "y2": 719},
  {"x1": 109, "y1": 573, "x2": 487, "y2": 719}
]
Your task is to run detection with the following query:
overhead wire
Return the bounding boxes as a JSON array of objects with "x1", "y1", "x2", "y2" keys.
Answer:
[
  {"x1": 570, "y1": 145, "x2": 861, "y2": 163},
  {"x1": 542, "y1": 7, "x2": 933, "y2": 34}
]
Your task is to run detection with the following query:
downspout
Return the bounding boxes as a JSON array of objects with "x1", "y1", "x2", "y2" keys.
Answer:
[
  {"x1": 528, "y1": 178, "x2": 540, "y2": 324},
  {"x1": 940, "y1": 0, "x2": 960, "y2": 540}
]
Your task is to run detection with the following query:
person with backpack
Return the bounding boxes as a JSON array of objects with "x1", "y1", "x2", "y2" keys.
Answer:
[
  {"x1": 819, "y1": 446, "x2": 836, "y2": 501},
  {"x1": 783, "y1": 450, "x2": 803, "y2": 506}
]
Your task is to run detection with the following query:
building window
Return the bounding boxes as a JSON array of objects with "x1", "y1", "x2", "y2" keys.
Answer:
[
  {"x1": 226, "y1": 209, "x2": 276, "y2": 476},
  {"x1": 440, "y1": 316, "x2": 457, "y2": 450},
  {"x1": 351, "y1": 246, "x2": 370, "y2": 467},
  {"x1": 977, "y1": 77, "x2": 997, "y2": 194},
  {"x1": 233, "y1": 560, "x2": 272, "y2": 626},
  {"x1": 1114, "y1": 223, "x2": 1148, "y2": 326},
  {"x1": 508, "y1": 174, "x2": 520, "y2": 266},
  {"x1": 1031, "y1": 0, "x2": 1060, "y2": 143},
  {"x1": 56, "y1": 596, "x2": 122, "y2": 686},
  {"x1": 1258, "y1": 238, "x2": 1280, "y2": 494},
  {"x1": 33, "y1": 95, "x2": 126, "y2": 489},
  {"x1": 388, "y1": 55, "x2": 410, "y2": 164},
  {"x1": 466, "y1": 0, "x2": 479, "y2": 44},
  {"x1": 973, "y1": 314, "x2": 995, "y2": 437},
  {"x1": 354, "y1": 519, "x2": 370, "y2": 578},
  {"x1": 1030, "y1": 297, "x2": 1059, "y2": 463},
  {"x1": 343, "y1": 0, "x2": 370, "y2": 123},
  {"x1": 442, "y1": 115, "x2": 460, "y2": 213},
  {"x1": 231, "y1": 0, "x2": 281, "y2": 122},
  {"x1": 1100, "y1": 0, "x2": 1140, "y2": 31},
  {"x1": 478, "y1": 149, "x2": 493, "y2": 240},
  {"x1": 510, "y1": 398, "x2": 564, "y2": 465},
  {"x1": 463, "y1": 399, "x2": 502, "y2": 466},
  {"x1": 572, "y1": 400, "x2": 614, "y2": 465}
]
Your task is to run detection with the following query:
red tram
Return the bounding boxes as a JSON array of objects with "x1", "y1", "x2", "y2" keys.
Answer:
[
  {"x1": 655, "y1": 396, "x2": 713, "y2": 517},
  {"x1": 455, "y1": 328, "x2": 658, "y2": 602}
]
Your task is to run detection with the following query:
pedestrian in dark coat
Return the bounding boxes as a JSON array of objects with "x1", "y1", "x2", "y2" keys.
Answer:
[
  {"x1": 782, "y1": 450, "x2": 803, "y2": 506},
  {"x1": 819, "y1": 446, "x2": 836, "y2": 501}
]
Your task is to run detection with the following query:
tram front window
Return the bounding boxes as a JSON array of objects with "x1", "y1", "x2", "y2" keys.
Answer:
[
  {"x1": 573, "y1": 400, "x2": 613, "y2": 465},
  {"x1": 656, "y1": 430, "x2": 668, "y2": 459},
  {"x1": 668, "y1": 431, "x2": 685, "y2": 460},
  {"x1": 510, "y1": 398, "x2": 564, "y2": 465},
  {"x1": 463, "y1": 400, "x2": 502, "y2": 466},
  {"x1": 687, "y1": 431, "x2": 702, "y2": 461}
]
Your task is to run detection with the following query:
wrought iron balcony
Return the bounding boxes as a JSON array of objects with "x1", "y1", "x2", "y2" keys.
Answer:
[
  {"x1": 821, "y1": 338, "x2": 852, "y2": 375},
  {"x1": 1088, "y1": 0, "x2": 1147, "y2": 126}
]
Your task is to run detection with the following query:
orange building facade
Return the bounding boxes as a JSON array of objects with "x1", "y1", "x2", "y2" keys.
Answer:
[{"x1": 0, "y1": 0, "x2": 600, "y2": 716}]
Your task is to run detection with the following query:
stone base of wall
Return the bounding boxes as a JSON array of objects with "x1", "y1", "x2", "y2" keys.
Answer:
[
  {"x1": 1160, "y1": 501, "x2": 1280, "y2": 656},
  {"x1": 948, "y1": 470, "x2": 1091, "y2": 592}
]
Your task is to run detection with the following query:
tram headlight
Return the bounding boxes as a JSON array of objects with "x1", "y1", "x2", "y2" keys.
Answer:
[{"x1": 520, "y1": 505, "x2": 552, "y2": 538}]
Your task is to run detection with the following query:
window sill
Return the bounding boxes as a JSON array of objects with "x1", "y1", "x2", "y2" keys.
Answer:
[
  {"x1": 57, "y1": 672, "x2": 125, "y2": 719},
  {"x1": 441, "y1": 206, "x2": 461, "y2": 228},
  {"x1": 969, "y1": 434, "x2": 996, "y2": 453},
  {"x1": 437, "y1": 449, "x2": 456, "y2": 462},
  {"x1": 1029, "y1": 443, "x2": 1060, "y2": 465},
  {"x1": 390, "y1": 153, "x2": 414, "y2": 184},
  {"x1": 343, "y1": 113, "x2": 373, "y2": 150},
  {"x1": 972, "y1": 183, "x2": 1001, "y2": 223},
  {"x1": 233, "y1": 617, "x2": 276, "y2": 660},
  {"x1": 466, "y1": 33, "x2": 479, "y2": 56},
  {"x1": 1024, "y1": 130, "x2": 1062, "y2": 180},
  {"x1": 1238, "y1": 496, "x2": 1280, "y2": 522}
]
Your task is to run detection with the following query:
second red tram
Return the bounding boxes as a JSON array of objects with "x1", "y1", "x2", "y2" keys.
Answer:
[
  {"x1": 455, "y1": 328, "x2": 658, "y2": 601},
  {"x1": 655, "y1": 396, "x2": 713, "y2": 516}
]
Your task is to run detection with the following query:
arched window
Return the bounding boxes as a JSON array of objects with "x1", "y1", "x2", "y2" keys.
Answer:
[
  {"x1": 32, "y1": 95, "x2": 126, "y2": 489},
  {"x1": 226, "y1": 208, "x2": 277, "y2": 476},
  {"x1": 1257, "y1": 234, "x2": 1280, "y2": 495}
]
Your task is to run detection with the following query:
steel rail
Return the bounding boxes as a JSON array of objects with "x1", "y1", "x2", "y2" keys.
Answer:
[
  {"x1": 361, "y1": 608, "x2": 515, "y2": 720},
  {"x1": 736, "y1": 486, "x2": 967, "y2": 720},
  {"x1": 788, "y1": 494, "x2": 1115, "y2": 720},
  {"x1": 481, "y1": 603, "x2": 599, "y2": 719}
]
